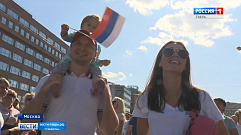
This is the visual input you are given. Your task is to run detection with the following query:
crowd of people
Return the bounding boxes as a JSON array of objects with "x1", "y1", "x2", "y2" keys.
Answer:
[{"x1": 0, "y1": 13, "x2": 241, "y2": 135}]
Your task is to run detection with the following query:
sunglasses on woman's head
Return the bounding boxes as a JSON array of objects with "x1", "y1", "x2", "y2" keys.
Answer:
[
  {"x1": 163, "y1": 48, "x2": 189, "y2": 59},
  {"x1": 112, "y1": 101, "x2": 116, "y2": 104}
]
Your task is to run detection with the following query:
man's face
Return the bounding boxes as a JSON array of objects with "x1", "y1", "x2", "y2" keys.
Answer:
[
  {"x1": 214, "y1": 101, "x2": 226, "y2": 113},
  {"x1": 70, "y1": 35, "x2": 96, "y2": 65}
]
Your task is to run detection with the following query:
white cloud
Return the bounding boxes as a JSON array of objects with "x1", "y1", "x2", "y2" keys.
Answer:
[
  {"x1": 103, "y1": 72, "x2": 127, "y2": 82},
  {"x1": 138, "y1": 45, "x2": 147, "y2": 51},
  {"x1": 129, "y1": 73, "x2": 133, "y2": 77},
  {"x1": 125, "y1": 50, "x2": 132, "y2": 56},
  {"x1": 152, "y1": 10, "x2": 233, "y2": 46},
  {"x1": 125, "y1": 0, "x2": 169, "y2": 15}
]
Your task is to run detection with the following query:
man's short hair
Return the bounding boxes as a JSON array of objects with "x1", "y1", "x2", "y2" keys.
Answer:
[{"x1": 214, "y1": 98, "x2": 226, "y2": 106}]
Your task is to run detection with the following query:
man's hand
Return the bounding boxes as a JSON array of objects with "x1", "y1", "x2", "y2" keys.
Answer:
[
  {"x1": 91, "y1": 76, "x2": 107, "y2": 96},
  {"x1": 99, "y1": 60, "x2": 111, "y2": 66},
  {"x1": 61, "y1": 24, "x2": 69, "y2": 37}
]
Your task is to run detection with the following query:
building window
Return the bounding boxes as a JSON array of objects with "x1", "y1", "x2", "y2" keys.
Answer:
[
  {"x1": 30, "y1": 86, "x2": 36, "y2": 93},
  {"x1": 10, "y1": 66, "x2": 21, "y2": 75},
  {"x1": 59, "y1": 53, "x2": 62, "y2": 59},
  {"x1": 36, "y1": 53, "x2": 43, "y2": 61},
  {"x1": 32, "y1": 75, "x2": 39, "y2": 82},
  {"x1": 0, "y1": 3, "x2": 6, "y2": 12},
  {"x1": 1, "y1": 16, "x2": 7, "y2": 25},
  {"x1": 39, "y1": 31, "x2": 46, "y2": 39},
  {"x1": 48, "y1": 46, "x2": 51, "y2": 53},
  {"x1": 24, "y1": 59, "x2": 33, "y2": 68},
  {"x1": 30, "y1": 24, "x2": 38, "y2": 34},
  {"x1": 13, "y1": 53, "x2": 23, "y2": 63},
  {"x1": 20, "y1": 17, "x2": 29, "y2": 28},
  {"x1": 44, "y1": 44, "x2": 48, "y2": 50},
  {"x1": 55, "y1": 51, "x2": 58, "y2": 57},
  {"x1": 31, "y1": 36, "x2": 35, "y2": 42},
  {"x1": 8, "y1": 79, "x2": 19, "y2": 88},
  {"x1": 20, "y1": 29, "x2": 25, "y2": 36},
  {"x1": 0, "y1": 61, "x2": 9, "y2": 71},
  {"x1": 40, "y1": 42, "x2": 43, "y2": 48},
  {"x1": 15, "y1": 25, "x2": 19, "y2": 32},
  {"x1": 52, "y1": 61, "x2": 55, "y2": 67},
  {"x1": 52, "y1": 49, "x2": 55, "y2": 55},
  {"x1": 47, "y1": 37, "x2": 54, "y2": 45},
  {"x1": 61, "y1": 47, "x2": 67, "y2": 54},
  {"x1": 42, "y1": 68, "x2": 49, "y2": 74},
  {"x1": 8, "y1": 21, "x2": 13, "y2": 29},
  {"x1": 26, "y1": 32, "x2": 30, "y2": 39},
  {"x1": 44, "y1": 58, "x2": 51, "y2": 65},
  {"x1": 18, "y1": 95, "x2": 22, "y2": 103},
  {"x1": 15, "y1": 41, "x2": 25, "y2": 51},
  {"x1": 2, "y1": 34, "x2": 14, "y2": 45},
  {"x1": 34, "y1": 63, "x2": 41, "y2": 71},
  {"x1": 0, "y1": 47, "x2": 11, "y2": 58},
  {"x1": 36, "y1": 39, "x2": 39, "y2": 45},
  {"x1": 22, "y1": 70, "x2": 31, "y2": 79},
  {"x1": 7, "y1": 9, "x2": 18, "y2": 21},
  {"x1": 26, "y1": 48, "x2": 35, "y2": 56},
  {"x1": 54, "y1": 42, "x2": 60, "y2": 50},
  {"x1": 20, "y1": 83, "x2": 29, "y2": 91}
]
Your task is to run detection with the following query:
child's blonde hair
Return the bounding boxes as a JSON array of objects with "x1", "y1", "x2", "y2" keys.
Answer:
[
  {"x1": 23, "y1": 92, "x2": 35, "y2": 107},
  {"x1": 112, "y1": 97, "x2": 125, "y2": 114},
  {"x1": 235, "y1": 109, "x2": 241, "y2": 118},
  {"x1": 80, "y1": 15, "x2": 101, "y2": 29}
]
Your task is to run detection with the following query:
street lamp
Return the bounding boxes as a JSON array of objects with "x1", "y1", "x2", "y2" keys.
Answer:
[{"x1": 237, "y1": 46, "x2": 241, "y2": 51}]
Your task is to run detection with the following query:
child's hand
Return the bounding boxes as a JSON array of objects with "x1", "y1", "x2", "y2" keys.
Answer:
[
  {"x1": 61, "y1": 24, "x2": 69, "y2": 37},
  {"x1": 91, "y1": 76, "x2": 107, "y2": 96},
  {"x1": 99, "y1": 60, "x2": 111, "y2": 66}
]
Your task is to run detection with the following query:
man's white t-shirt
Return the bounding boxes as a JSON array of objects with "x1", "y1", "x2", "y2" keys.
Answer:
[
  {"x1": 132, "y1": 90, "x2": 223, "y2": 135},
  {"x1": 35, "y1": 73, "x2": 103, "y2": 135}
]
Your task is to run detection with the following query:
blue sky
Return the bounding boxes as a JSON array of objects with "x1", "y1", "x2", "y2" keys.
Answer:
[{"x1": 13, "y1": 0, "x2": 241, "y2": 103}]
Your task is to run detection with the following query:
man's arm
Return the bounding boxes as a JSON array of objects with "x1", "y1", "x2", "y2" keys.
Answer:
[
  {"x1": 229, "y1": 128, "x2": 239, "y2": 135},
  {"x1": 97, "y1": 78, "x2": 119, "y2": 135}
]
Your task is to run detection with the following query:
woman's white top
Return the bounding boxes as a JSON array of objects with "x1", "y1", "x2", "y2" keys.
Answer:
[
  {"x1": 132, "y1": 90, "x2": 223, "y2": 135},
  {"x1": 237, "y1": 123, "x2": 241, "y2": 135}
]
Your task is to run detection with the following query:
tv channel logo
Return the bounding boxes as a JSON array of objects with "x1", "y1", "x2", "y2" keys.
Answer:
[
  {"x1": 194, "y1": 7, "x2": 223, "y2": 19},
  {"x1": 18, "y1": 123, "x2": 38, "y2": 130},
  {"x1": 38, "y1": 122, "x2": 66, "y2": 131},
  {"x1": 18, "y1": 113, "x2": 43, "y2": 120}
]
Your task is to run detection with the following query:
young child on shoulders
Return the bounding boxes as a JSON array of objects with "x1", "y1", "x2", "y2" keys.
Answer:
[{"x1": 43, "y1": 15, "x2": 111, "y2": 97}]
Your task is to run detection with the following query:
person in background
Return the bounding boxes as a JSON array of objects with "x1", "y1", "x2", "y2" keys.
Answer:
[
  {"x1": 231, "y1": 109, "x2": 241, "y2": 134},
  {"x1": 0, "y1": 78, "x2": 10, "y2": 131},
  {"x1": 112, "y1": 97, "x2": 125, "y2": 135},
  {"x1": 122, "y1": 112, "x2": 132, "y2": 135},
  {"x1": 0, "y1": 89, "x2": 20, "y2": 135},
  {"x1": 23, "y1": 93, "x2": 35, "y2": 108},
  {"x1": 214, "y1": 98, "x2": 238, "y2": 135},
  {"x1": 21, "y1": 30, "x2": 118, "y2": 135},
  {"x1": 132, "y1": 41, "x2": 229, "y2": 135},
  {"x1": 127, "y1": 116, "x2": 137, "y2": 135},
  {"x1": 13, "y1": 98, "x2": 20, "y2": 110}
]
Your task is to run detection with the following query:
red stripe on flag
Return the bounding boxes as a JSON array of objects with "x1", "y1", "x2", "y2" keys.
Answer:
[{"x1": 90, "y1": 7, "x2": 113, "y2": 39}]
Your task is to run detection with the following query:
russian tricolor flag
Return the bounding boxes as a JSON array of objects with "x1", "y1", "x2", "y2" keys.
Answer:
[{"x1": 90, "y1": 7, "x2": 125, "y2": 48}]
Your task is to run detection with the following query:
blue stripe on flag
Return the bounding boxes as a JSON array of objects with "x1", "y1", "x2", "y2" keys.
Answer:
[{"x1": 95, "y1": 10, "x2": 118, "y2": 43}]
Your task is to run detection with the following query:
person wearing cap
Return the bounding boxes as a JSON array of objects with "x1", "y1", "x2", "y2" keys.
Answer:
[
  {"x1": 21, "y1": 30, "x2": 119, "y2": 135},
  {"x1": 214, "y1": 98, "x2": 239, "y2": 135}
]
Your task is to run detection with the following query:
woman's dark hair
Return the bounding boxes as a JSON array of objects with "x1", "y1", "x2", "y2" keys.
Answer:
[{"x1": 137, "y1": 41, "x2": 201, "y2": 113}]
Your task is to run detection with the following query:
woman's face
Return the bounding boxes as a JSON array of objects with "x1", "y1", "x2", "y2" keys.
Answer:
[
  {"x1": 159, "y1": 43, "x2": 188, "y2": 73},
  {"x1": 0, "y1": 82, "x2": 8, "y2": 97},
  {"x1": 25, "y1": 96, "x2": 34, "y2": 106}
]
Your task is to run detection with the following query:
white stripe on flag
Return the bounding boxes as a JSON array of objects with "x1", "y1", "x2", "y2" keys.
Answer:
[{"x1": 100, "y1": 15, "x2": 125, "y2": 48}]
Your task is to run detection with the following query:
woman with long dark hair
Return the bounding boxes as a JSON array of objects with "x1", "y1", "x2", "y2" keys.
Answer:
[{"x1": 132, "y1": 41, "x2": 229, "y2": 135}]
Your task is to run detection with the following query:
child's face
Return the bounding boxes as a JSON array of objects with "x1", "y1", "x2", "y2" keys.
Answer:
[{"x1": 82, "y1": 18, "x2": 99, "y2": 33}]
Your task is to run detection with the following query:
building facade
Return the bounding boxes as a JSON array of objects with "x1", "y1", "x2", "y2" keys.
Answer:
[
  {"x1": 110, "y1": 84, "x2": 132, "y2": 113},
  {"x1": 127, "y1": 85, "x2": 141, "y2": 113},
  {"x1": 224, "y1": 102, "x2": 241, "y2": 116},
  {"x1": 0, "y1": 0, "x2": 68, "y2": 102}
]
